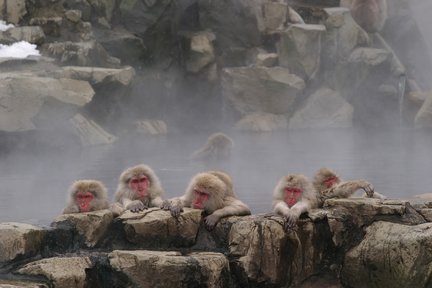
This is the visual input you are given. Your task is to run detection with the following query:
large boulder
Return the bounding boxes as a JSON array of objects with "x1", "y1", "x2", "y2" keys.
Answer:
[
  {"x1": 51, "y1": 209, "x2": 114, "y2": 248},
  {"x1": 0, "y1": 0, "x2": 26, "y2": 24},
  {"x1": 0, "y1": 222, "x2": 46, "y2": 266},
  {"x1": 342, "y1": 221, "x2": 432, "y2": 288},
  {"x1": 222, "y1": 66, "x2": 305, "y2": 116},
  {"x1": 116, "y1": 208, "x2": 202, "y2": 248},
  {"x1": 277, "y1": 24, "x2": 326, "y2": 80},
  {"x1": 109, "y1": 250, "x2": 231, "y2": 288},
  {"x1": 17, "y1": 257, "x2": 92, "y2": 288},
  {"x1": 0, "y1": 73, "x2": 94, "y2": 132},
  {"x1": 288, "y1": 87, "x2": 354, "y2": 129},
  {"x1": 58, "y1": 66, "x2": 136, "y2": 87}
]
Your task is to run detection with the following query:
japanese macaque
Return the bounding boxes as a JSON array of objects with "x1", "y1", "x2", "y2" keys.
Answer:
[
  {"x1": 62, "y1": 180, "x2": 110, "y2": 214},
  {"x1": 351, "y1": 0, "x2": 387, "y2": 33},
  {"x1": 313, "y1": 168, "x2": 386, "y2": 205},
  {"x1": 272, "y1": 175, "x2": 318, "y2": 232},
  {"x1": 190, "y1": 132, "x2": 234, "y2": 161},
  {"x1": 111, "y1": 164, "x2": 165, "y2": 215},
  {"x1": 163, "y1": 171, "x2": 251, "y2": 230}
]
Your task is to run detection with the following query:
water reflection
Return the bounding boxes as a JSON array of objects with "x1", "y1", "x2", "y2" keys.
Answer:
[{"x1": 0, "y1": 128, "x2": 431, "y2": 224}]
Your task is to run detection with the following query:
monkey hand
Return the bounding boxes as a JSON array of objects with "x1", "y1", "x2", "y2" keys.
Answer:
[
  {"x1": 63, "y1": 205, "x2": 79, "y2": 214},
  {"x1": 170, "y1": 205, "x2": 183, "y2": 218},
  {"x1": 204, "y1": 214, "x2": 219, "y2": 231},
  {"x1": 361, "y1": 182, "x2": 374, "y2": 197},
  {"x1": 284, "y1": 210, "x2": 299, "y2": 232},
  {"x1": 161, "y1": 200, "x2": 171, "y2": 210},
  {"x1": 126, "y1": 200, "x2": 146, "y2": 213}
]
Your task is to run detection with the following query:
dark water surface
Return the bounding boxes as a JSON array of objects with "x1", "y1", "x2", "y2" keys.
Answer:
[{"x1": 1, "y1": 128, "x2": 431, "y2": 225}]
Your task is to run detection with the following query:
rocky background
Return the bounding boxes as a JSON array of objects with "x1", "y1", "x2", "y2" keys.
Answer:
[{"x1": 0, "y1": 0, "x2": 432, "y2": 152}]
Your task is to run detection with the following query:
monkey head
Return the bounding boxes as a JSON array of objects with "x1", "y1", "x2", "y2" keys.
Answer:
[
  {"x1": 313, "y1": 168, "x2": 341, "y2": 192},
  {"x1": 119, "y1": 164, "x2": 156, "y2": 198},
  {"x1": 191, "y1": 173, "x2": 225, "y2": 211},
  {"x1": 69, "y1": 180, "x2": 107, "y2": 213},
  {"x1": 281, "y1": 175, "x2": 309, "y2": 207}
]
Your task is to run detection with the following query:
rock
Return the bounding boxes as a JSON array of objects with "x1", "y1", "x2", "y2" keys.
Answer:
[
  {"x1": 118, "y1": 208, "x2": 202, "y2": 248},
  {"x1": 109, "y1": 250, "x2": 230, "y2": 288},
  {"x1": 59, "y1": 66, "x2": 136, "y2": 86},
  {"x1": 322, "y1": 7, "x2": 370, "y2": 66},
  {"x1": 198, "y1": 0, "x2": 262, "y2": 51},
  {"x1": 255, "y1": 52, "x2": 278, "y2": 67},
  {"x1": 342, "y1": 221, "x2": 432, "y2": 288},
  {"x1": 180, "y1": 31, "x2": 216, "y2": 73},
  {"x1": 118, "y1": 0, "x2": 172, "y2": 35},
  {"x1": 133, "y1": 120, "x2": 168, "y2": 135},
  {"x1": 51, "y1": 209, "x2": 114, "y2": 248},
  {"x1": 288, "y1": 87, "x2": 353, "y2": 129},
  {"x1": 235, "y1": 113, "x2": 288, "y2": 132},
  {"x1": 0, "y1": 222, "x2": 46, "y2": 265},
  {"x1": 0, "y1": 0, "x2": 27, "y2": 24},
  {"x1": 17, "y1": 257, "x2": 92, "y2": 288},
  {"x1": 0, "y1": 26, "x2": 46, "y2": 45},
  {"x1": 222, "y1": 66, "x2": 305, "y2": 115},
  {"x1": 42, "y1": 40, "x2": 120, "y2": 67},
  {"x1": 94, "y1": 27, "x2": 146, "y2": 65},
  {"x1": 69, "y1": 113, "x2": 117, "y2": 146},
  {"x1": 0, "y1": 279, "x2": 47, "y2": 287},
  {"x1": 414, "y1": 92, "x2": 432, "y2": 128},
  {"x1": 277, "y1": 24, "x2": 326, "y2": 79},
  {"x1": 229, "y1": 214, "x2": 329, "y2": 287},
  {"x1": 0, "y1": 74, "x2": 94, "y2": 132}
]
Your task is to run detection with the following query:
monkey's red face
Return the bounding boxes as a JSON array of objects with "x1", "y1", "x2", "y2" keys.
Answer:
[
  {"x1": 192, "y1": 189, "x2": 209, "y2": 209},
  {"x1": 76, "y1": 191, "x2": 94, "y2": 212},
  {"x1": 129, "y1": 176, "x2": 149, "y2": 198},
  {"x1": 323, "y1": 176, "x2": 338, "y2": 188},
  {"x1": 284, "y1": 187, "x2": 302, "y2": 208}
]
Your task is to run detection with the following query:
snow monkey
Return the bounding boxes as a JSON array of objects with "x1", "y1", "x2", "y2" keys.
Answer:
[
  {"x1": 313, "y1": 167, "x2": 386, "y2": 206},
  {"x1": 164, "y1": 171, "x2": 251, "y2": 230},
  {"x1": 351, "y1": 0, "x2": 387, "y2": 33},
  {"x1": 62, "y1": 180, "x2": 110, "y2": 214},
  {"x1": 190, "y1": 132, "x2": 234, "y2": 161},
  {"x1": 111, "y1": 164, "x2": 165, "y2": 215},
  {"x1": 272, "y1": 174, "x2": 318, "y2": 232}
]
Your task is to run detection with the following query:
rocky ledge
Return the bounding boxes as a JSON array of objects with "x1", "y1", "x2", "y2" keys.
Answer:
[{"x1": 1, "y1": 198, "x2": 432, "y2": 287}]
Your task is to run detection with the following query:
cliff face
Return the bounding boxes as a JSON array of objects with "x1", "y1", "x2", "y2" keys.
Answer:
[
  {"x1": 1, "y1": 0, "x2": 431, "y2": 144},
  {"x1": 1, "y1": 198, "x2": 432, "y2": 287}
]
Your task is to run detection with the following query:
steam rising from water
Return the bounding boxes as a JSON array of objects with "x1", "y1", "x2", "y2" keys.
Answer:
[{"x1": 1, "y1": 129, "x2": 432, "y2": 225}]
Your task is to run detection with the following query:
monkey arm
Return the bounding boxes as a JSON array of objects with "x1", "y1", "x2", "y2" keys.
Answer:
[
  {"x1": 62, "y1": 204, "x2": 79, "y2": 214},
  {"x1": 150, "y1": 196, "x2": 164, "y2": 207},
  {"x1": 91, "y1": 199, "x2": 110, "y2": 211},
  {"x1": 169, "y1": 195, "x2": 191, "y2": 217},
  {"x1": 325, "y1": 180, "x2": 373, "y2": 198},
  {"x1": 204, "y1": 198, "x2": 250, "y2": 230},
  {"x1": 273, "y1": 200, "x2": 291, "y2": 217}
]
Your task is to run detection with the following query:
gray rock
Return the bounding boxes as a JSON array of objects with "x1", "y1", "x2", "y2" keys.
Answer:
[
  {"x1": 235, "y1": 112, "x2": 288, "y2": 132},
  {"x1": 109, "y1": 250, "x2": 230, "y2": 288},
  {"x1": 289, "y1": 87, "x2": 353, "y2": 129},
  {"x1": 0, "y1": 0, "x2": 27, "y2": 24},
  {"x1": 17, "y1": 257, "x2": 92, "y2": 288},
  {"x1": 342, "y1": 221, "x2": 432, "y2": 288},
  {"x1": 0, "y1": 222, "x2": 46, "y2": 264},
  {"x1": 52, "y1": 209, "x2": 114, "y2": 247},
  {"x1": 0, "y1": 74, "x2": 94, "y2": 132},
  {"x1": 277, "y1": 24, "x2": 326, "y2": 79},
  {"x1": 222, "y1": 66, "x2": 305, "y2": 115}
]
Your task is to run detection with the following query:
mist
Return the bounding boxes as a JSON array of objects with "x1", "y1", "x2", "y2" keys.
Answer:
[{"x1": 1, "y1": 0, "x2": 432, "y2": 225}]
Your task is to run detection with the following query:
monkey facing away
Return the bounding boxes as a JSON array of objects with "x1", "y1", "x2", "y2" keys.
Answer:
[
  {"x1": 111, "y1": 164, "x2": 165, "y2": 215},
  {"x1": 313, "y1": 167, "x2": 386, "y2": 205},
  {"x1": 63, "y1": 179, "x2": 110, "y2": 214},
  {"x1": 163, "y1": 171, "x2": 251, "y2": 230},
  {"x1": 190, "y1": 132, "x2": 234, "y2": 161},
  {"x1": 272, "y1": 174, "x2": 318, "y2": 232},
  {"x1": 351, "y1": 0, "x2": 387, "y2": 33}
]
